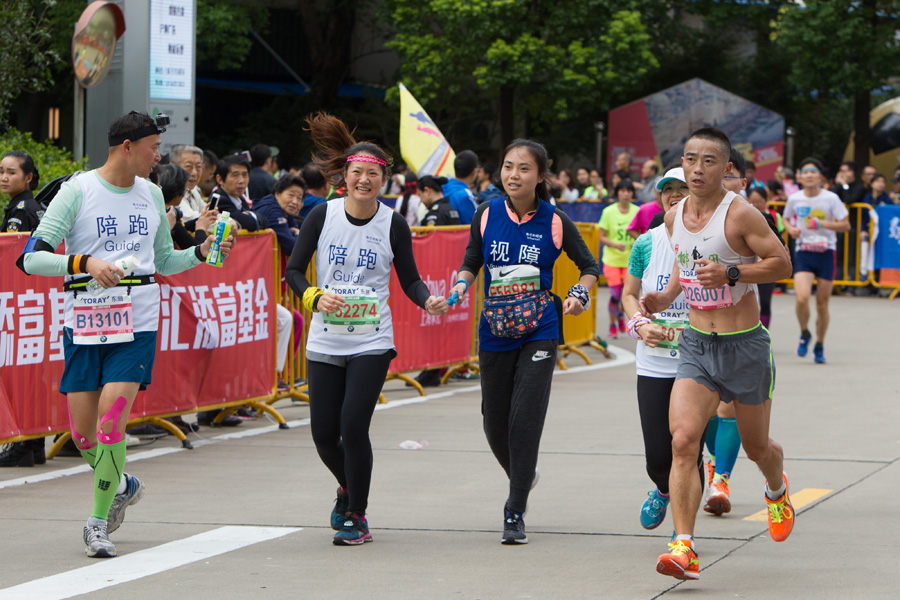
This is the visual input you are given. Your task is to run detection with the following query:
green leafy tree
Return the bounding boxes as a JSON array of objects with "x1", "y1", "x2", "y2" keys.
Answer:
[
  {"x1": 380, "y1": 0, "x2": 659, "y2": 148},
  {"x1": 774, "y1": 0, "x2": 900, "y2": 167},
  {"x1": 197, "y1": 0, "x2": 269, "y2": 71},
  {"x1": 0, "y1": 127, "x2": 88, "y2": 204},
  {"x1": 0, "y1": 1, "x2": 61, "y2": 126}
]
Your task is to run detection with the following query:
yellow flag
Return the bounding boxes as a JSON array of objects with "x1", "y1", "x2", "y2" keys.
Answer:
[{"x1": 398, "y1": 83, "x2": 455, "y2": 178}]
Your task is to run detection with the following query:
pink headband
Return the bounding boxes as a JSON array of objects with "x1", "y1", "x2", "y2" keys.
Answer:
[{"x1": 347, "y1": 154, "x2": 387, "y2": 167}]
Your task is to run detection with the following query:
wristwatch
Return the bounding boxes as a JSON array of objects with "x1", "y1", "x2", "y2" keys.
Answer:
[{"x1": 726, "y1": 265, "x2": 740, "y2": 287}]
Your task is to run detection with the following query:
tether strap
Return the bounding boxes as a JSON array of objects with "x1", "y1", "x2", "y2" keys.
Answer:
[{"x1": 64, "y1": 274, "x2": 156, "y2": 292}]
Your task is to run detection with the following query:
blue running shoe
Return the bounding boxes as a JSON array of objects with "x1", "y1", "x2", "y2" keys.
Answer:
[
  {"x1": 797, "y1": 332, "x2": 811, "y2": 357},
  {"x1": 107, "y1": 473, "x2": 145, "y2": 534},
  {"x1": 333, "y1": 513, "x2": 372, "y2": 546},
  {"x1": 331, "y1": 487, "x2": 350, "y2": 531},
  {"x1": 813, "y1": 344, "x2": 825, "y2": 364},
  {"x1": 641, "y1": 489, "x2": 670, "y2": 530}
]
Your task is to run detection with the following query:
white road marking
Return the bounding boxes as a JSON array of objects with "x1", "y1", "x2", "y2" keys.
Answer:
[
  {"x1": 0, "y1": 345, "x2": 635, "y2": 492},
  {"x1": 0, "y1": 526, "x2": 300, "y2": 600}
]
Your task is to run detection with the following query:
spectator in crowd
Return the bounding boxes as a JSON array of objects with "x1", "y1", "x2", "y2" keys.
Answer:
[
  {"x1": 635, "y1": 160, "x2": 661, "y2": 205},
  {"x1": 861, "y1": 164, "x2": 877, "y2": 193},
  {"x1": 832, "y1": 161, "x2": 866, "y2": 205},
  {"x1": 199, "y1": 149, "x2": 218, "y2": 198},
  {"x1": 1, "y1": 151, "x2": 42, "y2": 233},
  {"x1": 558, "y1": 168, "x2": 580, "y2": 203},
  {"x1": 476, "y1": 163, "x2": 503, "y2": 204},
  {"x1": 614, "y1": 152, "x2": 633, "y2": 176},
  {"x1": 384, "y1": 163, "x2": 408, "y2": 196},
  {"x1": 576, "y1": 166, "x2": 591, "y2": 195},
  {"x1": 253, "y1": 173, "x2": 306, "y2": 256},
  {"x1": 891, "y1": 168, "x2": 900, "y2": 204},
  {"x1": 169, "y1": 144, "x2": 205, "y2": 226},
  {"x1": 443, "y1": 150, "x2": 480, "y2": 224},
  {"x1": 767, "y1": 179, "x2": 788, "y2": 203},
  {"x1": 394, "y1": 173, "x2": 420, "y2": 227},
  {"x1": 583, "y1": 169, "x2": 607, "y2": 200},
  {"x1": 0, "y1": 150, "x2": 47, "y2": 467},
  {"x1": 603, "y1": 169, "x2": 632, "y2": 203},
  {"x1": 210, "y1": 154, "x2": 266, "y2": 231},
  {"x1": 863, "y1": 173, "x2": 891, "y2": 207},
  {"x1": 248, "y1": 144, "x2": 277, "y2": 201},
  {"x1": 157, "y1": 164, "x2": 216, "y2": 249},
  {"x1": 776, "y1": 165, "x2": 800, "y2": 196},
  {"x1": 299, "y1": 163, "x2": 329, "y2": 219},
  {"x1": 744, "y1": 159, "x2": 764, "y2": 193},
  {"x1": 420, "y1": 175, "x2": 460, "y2": 226}
]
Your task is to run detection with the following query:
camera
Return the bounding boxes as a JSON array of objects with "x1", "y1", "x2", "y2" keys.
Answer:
[{"x1": 155, "y1": 113, "x2": 170, "y2": 133}]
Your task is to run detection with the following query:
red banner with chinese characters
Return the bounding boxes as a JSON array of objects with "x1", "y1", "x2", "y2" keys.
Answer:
[
  {"x1": 388, "y1": 228, "x2": 474, "y2": 373},
  {"x1": 0, "y1": 232, "x2": 276, "y2": 441}
]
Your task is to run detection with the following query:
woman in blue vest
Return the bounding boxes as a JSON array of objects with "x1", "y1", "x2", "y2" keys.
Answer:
[{"x1": 449, "y1": 139, "x2": 600, "y2": 544}]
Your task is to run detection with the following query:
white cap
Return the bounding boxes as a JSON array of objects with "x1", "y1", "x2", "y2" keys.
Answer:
[{"x1": 656, "y1": 167, "x2": 686, "y2": 191}]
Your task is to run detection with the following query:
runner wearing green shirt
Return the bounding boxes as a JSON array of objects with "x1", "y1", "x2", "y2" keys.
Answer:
[{"x1": 598, "y1": 179, "x2": 639, "y2": 338}]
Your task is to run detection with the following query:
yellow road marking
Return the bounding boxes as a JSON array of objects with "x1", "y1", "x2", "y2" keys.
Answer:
[{"x1": 744, "y1": 488, "x2": 833, "y2": 521}]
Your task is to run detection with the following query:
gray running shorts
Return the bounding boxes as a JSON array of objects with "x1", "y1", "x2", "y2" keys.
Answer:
[{"x1": 675, "y1": 324, "x2": 775, "y2": 406}]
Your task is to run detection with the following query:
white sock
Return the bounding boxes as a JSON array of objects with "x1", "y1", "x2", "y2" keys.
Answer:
[
  {"x1": 116, "y1": 473, "x2": 127, "y2": 495},
  {"x1": 674, "y1": 534, "x2": 693, "y2": 546},
  {"x1": 766, "y1": 480, "x2": 786, "y2": 500}
]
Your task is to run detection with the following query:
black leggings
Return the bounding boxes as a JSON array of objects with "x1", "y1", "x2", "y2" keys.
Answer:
[
  {"x1": 636, "y1": 375, "x2": 706, "y2": 494},
  {"x1": 307, "y1": 351, "x2": 393, "y2": 514},
  {"x1": 758, "y1": 281, "x2": 775, "y2": 319},
  {"x1": 479, "y1": 338, "x2": 558, "y2": 514}
]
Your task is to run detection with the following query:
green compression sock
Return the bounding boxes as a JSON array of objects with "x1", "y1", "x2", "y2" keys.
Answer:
[
  {"x1": 79, "y1": 446, "x2": 97, "y2": 468},
  {"x1": 91, "y1": 440, "x2": 126, "y2": 520}
]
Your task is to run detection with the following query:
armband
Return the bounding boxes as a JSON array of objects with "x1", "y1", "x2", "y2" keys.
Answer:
[
  {"x1": 455, "y1": 279, "x2": 469, "y2": 294},
  {"x1": 566, "y1": 283, "x2": 590, "y2": 310},
  {"x1": 194, "y1": 245, "x2": 206, "y2": 262},
  {"x1": 15, "y1": 235, "x2": 54, "y2": 274},
  {"x1": 302, "y1": 286, "x2": 325, "y2": 313},
  {"x1": 626, "y1": 312, "x2": 652, "y2": 341}
]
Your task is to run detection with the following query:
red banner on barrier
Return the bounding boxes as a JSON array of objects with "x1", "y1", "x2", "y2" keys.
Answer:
[
  {"x1": 388, "y1": 228, "x2": 473, "y2": 372},
  {"x1": 0, "y1": 233, "x2": 276, "y2": 441}
]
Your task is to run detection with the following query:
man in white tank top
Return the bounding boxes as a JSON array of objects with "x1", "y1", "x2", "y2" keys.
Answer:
[{"x1": 640, "y1": 128, "x2": 794, "y2": 581}]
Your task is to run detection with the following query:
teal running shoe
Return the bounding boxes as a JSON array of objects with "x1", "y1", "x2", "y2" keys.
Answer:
[{"x1": 641, "y1": 489, "x2": 670, "y2": 530}]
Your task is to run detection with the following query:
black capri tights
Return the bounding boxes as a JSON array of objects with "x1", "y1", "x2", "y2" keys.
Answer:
[
  {"x1": 307, "y1": 351, "x2": 393, "y2": 515},
  {"x1": 636, "y1": 375, "x2": 706, "y2": 494}
]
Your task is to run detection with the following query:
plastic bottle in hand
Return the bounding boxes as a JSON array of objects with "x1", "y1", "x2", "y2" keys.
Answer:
[
  {"x1": 206, "y1": 211, "x2": 232, "y2": 267},
  {"x1": 86, "y1": 255, "x2": 141, "y2": 295}
]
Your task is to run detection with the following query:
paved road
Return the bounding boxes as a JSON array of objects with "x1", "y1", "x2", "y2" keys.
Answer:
[{"x1": 0, "y1": 292, "x2": 898, "y2": 599}]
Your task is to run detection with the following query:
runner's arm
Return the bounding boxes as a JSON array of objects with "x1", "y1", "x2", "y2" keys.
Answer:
[
  {"x1": 735, "y1": 204, "x2": 793, "y2": 283},
  {"x1": 19, "y1": 180, "x2": 82, "y2": 275},
  {"x1": 558, "y1": 209, "x2": 600, "y2": 286},
  {"x1": 284, "y1": 202, "x2": 326, "y2": 298}
]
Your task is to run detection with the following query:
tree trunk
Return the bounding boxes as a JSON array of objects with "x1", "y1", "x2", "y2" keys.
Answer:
[
  {"x1": 853, "y1": 90, "x2": 871, "y2": 169},
  {"x1": 499, "y1": 85, "x2": 514, "y2": 149},
  {"x1": 297, "y1": 0, "x2": 356, "y2": 109}
]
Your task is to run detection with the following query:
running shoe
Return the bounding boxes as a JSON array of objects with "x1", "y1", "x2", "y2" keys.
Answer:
[
  {"x1": 640, "y1": 489, "x2": 669, "y2": 530},
  {"x1": 766, "y1": 473, "x2": 794, "y2": 542},
  {"x1": 107, "y1": 473, "x2": 145, "y2": 534},
  {"x1": 617, "y1": 314, "x2": 627, "y2": 335},
  {"x1": 609, "y1": 324, "x2": 619, "y2": 340},
  {"x1": 705, "y1": 460, "x2": 715, "y2": 491},
  {"x1": 333, "y1": 513, "x2": 373, "y2": 545},
  {"x1": 813, "y1": 344, "x2": 826, "y2": 364},
  {"x1": 797, "y1": 332, "x2": 811, "y2": 357},
  {"x1": 704, "y1": 474, "x2": 731, "y2": 516},
  {"x1": 501, "y1": 506, "x2": 528, "y2": 545},
  {"x1": 83, "y1": 517, "x2": 116, "y2": 558},
  {"x1": 656, "y1": 539, "x2": 699, "y2": 580},
  {"x1": 331, "y1": 487, "x2": 350, "y2": 530}
]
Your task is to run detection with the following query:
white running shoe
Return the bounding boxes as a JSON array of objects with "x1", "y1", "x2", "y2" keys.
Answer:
[
  {"x1": 83, "y1": 517, "x2": 116, "y2": 558},
  {"x1": 107, "y1": 473, "x2": 145, "y2": 534}
]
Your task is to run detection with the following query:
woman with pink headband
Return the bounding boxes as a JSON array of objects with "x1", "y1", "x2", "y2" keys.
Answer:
[{"x1": 286, "y1": 113, "x2": 449, "y2": 546}]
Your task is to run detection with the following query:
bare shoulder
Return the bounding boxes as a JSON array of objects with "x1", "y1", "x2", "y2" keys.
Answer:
[{"x1": 663, "y1": 205, "x2": 676, "y2": 234}]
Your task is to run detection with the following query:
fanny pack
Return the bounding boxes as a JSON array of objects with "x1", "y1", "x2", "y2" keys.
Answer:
[{"x1": 483, "y1": 289, "x2": 549, "y2": 339}]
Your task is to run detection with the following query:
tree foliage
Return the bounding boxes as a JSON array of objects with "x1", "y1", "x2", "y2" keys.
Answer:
[
  {"x1": 197, "y1": 0, "x2": 268, "y2": 71},
  {"x1": 0, "y1": 127, "x2": 88, "y2": 203},
  {"x1": 0, "y1": 1, "x2": 61, "y2": 126},
  {"x1": 380, "y1": 0, "x2": 659, "y2": 147}
]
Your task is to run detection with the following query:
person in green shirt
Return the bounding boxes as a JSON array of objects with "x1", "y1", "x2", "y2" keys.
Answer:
[{"x1": 598, "y1": 179, "x2": 639, "y2": 339}]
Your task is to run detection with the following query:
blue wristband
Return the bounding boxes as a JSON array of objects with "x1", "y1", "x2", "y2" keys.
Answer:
[{"x1": 455, "y1": 279, "x2": 469, "y2": 294}]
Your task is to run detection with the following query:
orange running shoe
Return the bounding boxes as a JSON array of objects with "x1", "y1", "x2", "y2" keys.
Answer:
[
  {"x1": 766, "y1": 473, "x2": 794, "y2": 542},
  {"x1": 705, "y1": 460, "x2": 715, "y2": 490},
  {"x1": 656, "y1": 539, "x2": 700, "y2": 580},
  {"x1": 704, "y1": 473, "x2": 731, "y2": 516}
]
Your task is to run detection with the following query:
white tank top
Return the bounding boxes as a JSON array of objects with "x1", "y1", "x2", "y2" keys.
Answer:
[
  {"x1": 670, "y1": 191, "x2": 756, "y2": 310},
  {"x1": 63, "y1": 172, "x2": 162, "y2": 332},
  {"x1": 307, "y1": 199, "x2": 396, "y2": 355},
  {"x1": 636, "y1": 225, "x2": 689, "y2": 378}
]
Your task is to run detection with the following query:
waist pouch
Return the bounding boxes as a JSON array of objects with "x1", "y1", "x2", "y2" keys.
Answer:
[{"x1": 483, "y1": 290, "x2": 549, "y2": 339}]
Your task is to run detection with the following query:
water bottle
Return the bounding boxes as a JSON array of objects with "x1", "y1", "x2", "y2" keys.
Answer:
[
  {"x1": 206, "y1": 212, "x2": 232, "y2": 267},
  {"x1": 85, "y1": 255, "x2": 141, "y2": 296}
]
